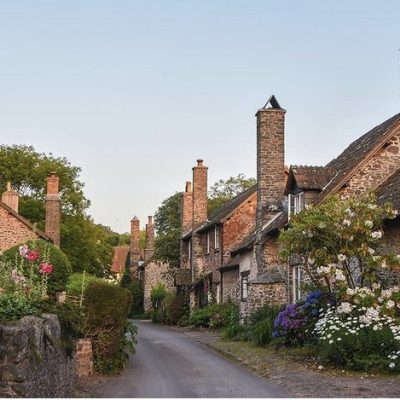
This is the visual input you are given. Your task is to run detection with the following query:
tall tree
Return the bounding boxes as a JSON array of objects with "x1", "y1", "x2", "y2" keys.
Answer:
[
  {"x1": 154, "y1": 192, "x2": 182, "y2": 268},
  {"x1": 208, "y1": 174, "x2": 256, "y2": 215}
]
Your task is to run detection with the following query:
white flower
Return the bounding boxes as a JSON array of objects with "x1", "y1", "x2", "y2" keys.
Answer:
[
  {"x1": 372, "y1": 283, "x2": 381, "y2": 290},
  {"x1": 389, "y1": 363, "x2": 395, "y2": 369},
  {"x1": 329, "y1": 340, "x2": 334, "y2": 344},
  {"x1": 367, "y1": 247, "x2": 375, "y2": 255},
  {"x1": 318, "y1": 365, "x2": 324, "y2": 370},
  {"x1": 368, "y1": 204, "x2": 377, "y2": 210},
  {"x1": 346, "y1": 288, "x2": 355, "y2": 296},
  {"x1": 337, "y1": 302, "x2": 352, "y2": 314},
  {"x1": 371, "y1": 231, "x2": 382, "y2": 239},
  {"x1": 308, "y1": 258, "x2": 315, "y2": 265},
  {"x1": 365, "y1": 220, "x2": 373, "y2": 228},
  {"x1": 338, "y1": 254, "x2": 347, "y2": 262},
  {"x1": 337, "y1": 338, "x2": 342, "y2": 341},
  {"x1": 393, "y1": 286, "x2": 400, "y2": 293},
  {"x1": 335, "y1": 270, "x2": 346, "y2": 281},
  {"x1": 387, "y1": 300, "x2": 395, "y2": 309},
  {"x1": 373, "y1": 325, "x2": 379, "y2": 331},
  {"x1": 343, "y1": 219, "x2": 351, "y2": 227}
]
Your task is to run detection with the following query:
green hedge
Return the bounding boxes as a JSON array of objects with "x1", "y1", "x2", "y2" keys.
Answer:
[
  {"x1": 84, "y1": 281, "x2": 134, "y2": 374},
  {"x1": 66, "y1": 272, "x2": 105, "y2": 296},
  {"x1": 1, "y1": 240, "x2": 72, "y2": 295}
]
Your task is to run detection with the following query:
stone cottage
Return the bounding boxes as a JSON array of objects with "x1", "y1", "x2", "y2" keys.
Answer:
[
  {"x1": 111, "y1": 245, "x2": 130, "y2": 281},
  {"x1": 129, "y1": 215, "x2": 174, "y2": 312},
  {"x1": 0, "y1": 173, "x2": 61, "y2": 252},
  {"x1": 229, "y1": 95, "x2": 400, "y2": 320},
  {"x1": 180, "y1": 160, "x2": 259, "y2": 309}
]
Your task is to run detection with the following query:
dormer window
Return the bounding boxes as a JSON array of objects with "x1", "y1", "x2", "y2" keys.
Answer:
[{"x1": 288, "y1": 192, "x2": 305, "y2": 219}]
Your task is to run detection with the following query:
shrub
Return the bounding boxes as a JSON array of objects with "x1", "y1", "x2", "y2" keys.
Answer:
[
  {"x1": 164, "y1": 293, "x2": 188, "y2": 325},
  {"x1": 2, "y1": 240, "x2": 72, "y2": 295},
  {"x1": 124, "y1": 281, "x2": 144, "y2": 316},
  {"x1": 190, "y1": 303, "x2": 239, "y2": 329},
  {"x1": 84, "y1": 281, "x2": 136, "y2": 374},
  {"x1": 314, "y1": 302, "x2": 400, "y2": 372},
  {"x1": 66, "y1": 272, "x2": 104, "y2": 296},
  {"x1": 0, "y1": 293, "x2": 38, "y2": 321},
  {"x1": 150, "y1": 283, "x2": 168, "y2": 310},
  {"x1": 223, "y1": 321, "x2": 247, "y2": 341}
]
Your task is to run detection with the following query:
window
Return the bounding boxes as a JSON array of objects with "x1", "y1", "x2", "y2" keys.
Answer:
[
  {"x1": 188, "y1": 239, "x2": 192, "y2": 262},
  {"x1": 214, "y1": 226, "x2": 220, "y2": 249},
  {"x1": 293, "y1": 266, "x2": 303, "y2": 302},
  {"x1": 206, "y1": 232, "x2": 210, "y2": 254},
  {"x1": 241, "y1": 274, "x2": 249, "y2": 301},
  {"x1": 288, "y1": 192, "x2": 305, "y2": 219}
]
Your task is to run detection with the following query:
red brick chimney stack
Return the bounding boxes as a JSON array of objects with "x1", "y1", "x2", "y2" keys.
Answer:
[
  {"x1": 144, "y1": 215, "x2": 155, "y2": 261},
  {"x1": 45, "y1": 172, "x2": 61, "y2": 246},
  {"x1": 2, "y1": 182, "x2": 19, "y2": 213},
  {"x1": 130, "y1": 216, "x2": 141, "y2": 267},
  {"x1": 181, "y1": 181, "x2": 193, "y2": 234},
  {"x1": 192, "y1": 159, "x2": 208, "y2": 228}
]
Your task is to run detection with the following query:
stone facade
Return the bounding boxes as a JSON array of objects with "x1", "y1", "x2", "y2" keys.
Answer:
[
  {"x1": 143, "y1": 261, "x2": 175, "y2": 312},
  {"x1": 220, "y1": 267, "x2": 239, "y2": 303},
  {"x1": 75, "y1": 339, "x2": 94, "y2": 378},
  {"x1": 0, "y1": 207, "x2": 40, "y2": 252},
  {"x1": 0, "y1": 314, "x2": 75, "y2": 398},
  {"x1": 45, "y1": 173, "x2": 61, "y2": 247}
]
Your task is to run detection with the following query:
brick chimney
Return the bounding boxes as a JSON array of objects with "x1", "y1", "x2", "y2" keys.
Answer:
[
  {"x1": 45, "y1": 172, "x2": 61, "y2": 246},
  {"x1": 2, "y1": 182, "x2": 19, "y2": 213},
  {"x1": 130, "y1": 216, "x2": 141, "y2": 267},
  {"x1": 192, "y1": 159, "x2": 208, "y2": 228},
  {"x1": 144, "y1": 216, "x2": 155, "y2": 261},
  {"x1": 255, "y1": 95, "x2": 286, "y2": 272},
  {"x1": 181, "y1": 181, "x2": 193, "y2": 234}
]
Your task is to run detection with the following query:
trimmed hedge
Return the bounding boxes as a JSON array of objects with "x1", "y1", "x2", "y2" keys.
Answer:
[
  {"x1": 66, "y1": 272, "x2": 105, "y2": 296},
  {"x1": 84, "y1": 281, "x2": 133, "y2": 374},
  {"x1": 1, "y1": 239, "x2": 72, "y2": 295}
]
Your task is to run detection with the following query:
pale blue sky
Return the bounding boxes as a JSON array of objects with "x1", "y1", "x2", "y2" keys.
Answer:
[{"x1": 0, "y1": 0, "x2": 399, "y2": 233}]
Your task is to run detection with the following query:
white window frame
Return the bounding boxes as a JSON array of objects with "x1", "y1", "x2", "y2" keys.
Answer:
[
  {"x1": 288, "y1": 192, "x2": 305, "y2": 220},
  {"x1": 241, "y1": 275, "x2": 249, "y2": 301},
  {"x1": 293, "y1": 266, "x2": 303, "y2": 302},
  {"x1": 214, "y1": 226, "x2": 220, "y2": 249},
  {"x1": 206, "y1": 232, "x2": 210, "y2": 254}
]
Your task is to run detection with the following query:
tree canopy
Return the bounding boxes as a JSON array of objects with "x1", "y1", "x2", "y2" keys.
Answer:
[
  {"x1": 0, "y1": 144, "x2": 123, "y2": 277},
  {"x1": 154, "y1": 192, "x2": 182, "y2": 268},
  {"x1": 208, "y1": 174, "x2": 256, "y2": 216}
]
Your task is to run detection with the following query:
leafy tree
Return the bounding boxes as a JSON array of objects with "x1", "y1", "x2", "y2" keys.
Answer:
[
  {"x1": 0, "y1": 144, "x2": 115, "y2": 277},
  {"x1": 208, "y1": 174, "x2": 256, "y2": 215},
  {"x1": 279, "y1": 194, "x2": 399, "y2": 293},
  {"x1": 154, "y1": 192, "x2": 182, "y2": 268}
]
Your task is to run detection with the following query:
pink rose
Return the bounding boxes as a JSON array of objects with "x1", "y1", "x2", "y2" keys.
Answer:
[
  {"x1": 39, "y1": 262, "x2": 53, "y2": 275},
  {"x1": 26, "y1": 250, "x2": 40, "y2": 262}
]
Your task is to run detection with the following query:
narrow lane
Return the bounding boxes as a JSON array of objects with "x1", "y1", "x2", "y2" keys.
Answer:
[{"x1": 97, "y1": 320, "x2": 291, "y2": 398}]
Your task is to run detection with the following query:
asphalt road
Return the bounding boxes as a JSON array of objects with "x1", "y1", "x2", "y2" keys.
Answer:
[{"x1": 97, "y1": 320, "x2": 290, "y2": 398}]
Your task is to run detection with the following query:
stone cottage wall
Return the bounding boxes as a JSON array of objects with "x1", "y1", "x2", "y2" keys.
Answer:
[
  {"x1": 144, "y1": 261, "x2": 175, "y2": 312},
  {"x1": 221, "y1": 268, "x2": 239, "y2": 303},
  {"x1": 0, "y1": 314, "x2": 75, "y2": 398},
  {"x1": 0, "y1": 208, "x2": 39, "y2": 252}
]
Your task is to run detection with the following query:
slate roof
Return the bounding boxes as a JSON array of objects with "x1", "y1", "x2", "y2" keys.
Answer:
[
  {"x1": 319, "y1": 112, "x2": 400, "y2": 199},
  {"x1": 286, "y1": 165, "x2": 335, "y2": 194},
  {"x1": 0, "y1": 201, "x2": 51, "y2": 242},
  {"x1": 196, "y1": 185, "x2": 257, "y2": 233},
  {"x1": 376, "y1": 169, "x2": 400, "y2": 210}
]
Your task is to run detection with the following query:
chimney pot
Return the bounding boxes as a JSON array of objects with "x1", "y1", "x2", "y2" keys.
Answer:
[
  {"x1": 45, "y1": 173, "x2": 61, "y2": 246},
  {"x1": 148, "y1": 216, "x2": 153, "y2": 224},
  {"x1": 185, "y1": 181, "x2": 192, "y2": 193},
  {"x1": 197, "y1": 159, "x2": 203, "y2": 166}
]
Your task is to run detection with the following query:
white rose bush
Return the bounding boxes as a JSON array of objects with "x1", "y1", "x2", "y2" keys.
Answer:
[{"x1": 278, "y1": 194, "x2": 400, "y2": 372}]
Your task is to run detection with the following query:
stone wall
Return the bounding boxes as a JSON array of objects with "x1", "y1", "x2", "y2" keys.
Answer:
[
  {"x1": 75, "y1": 339, "x2": 94, "y2": 378},
  {"x1": 0, "y1": 207, "x2": 39, "y2": 253},
  {"x1": 238, "y1": 249, "x2": 258, "y2": 320},
  {"x1": 340, "y1": 128, "x2": 400, "y2": 197},
  {"x1": 221, "y1": 267, "x2": 239, "y2": 303},
  {"x1": 0, "y1": 314, "x2": 75, "y2": 398},
  {"x1": 144, "y1": 261, "x2": 175, "y2": 312}
]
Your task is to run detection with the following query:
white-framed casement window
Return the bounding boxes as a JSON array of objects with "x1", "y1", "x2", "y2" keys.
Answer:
[
  {"x1": 206, "y1": 232, "x2": 210, "y2": 254},
  {"x1": 214, "y1": 226, "x2": 220, "y2": 249},
  {"x1": 293, "y1": 266, "x2": 303, "y2": 302},
  {"x1": 241, "y1": 274, "x2": 249, "y2": 301},
  {"x1": 288, "y1": 192, "x2": 305, "y2": 219}
]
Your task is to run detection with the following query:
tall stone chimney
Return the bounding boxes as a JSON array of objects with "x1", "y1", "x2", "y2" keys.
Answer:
[
  {"x1": 130, "y1": 216, "x2": 141, "y2": 268},
  {"x1": 255, "y1": 95, "x2": 286, "y2": 272},
  {"x1": 2, "y1": 182, "x2": 19, "y2": 213},
  {"x1": 192, "y1": 159, "x2": 208, "y2": 228},
  {"x1": 144, "y1": 216, "x2": 155, "y2": 261},
  {"x1": 191, "y1": 159, "x2": 208, "y2": 280},
  {"x1": 181, "y1": 181, "x2": 193, "y2": 234},
  {"x1": 45, "y1": 172, "x2": 61, "y2": 246}
]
